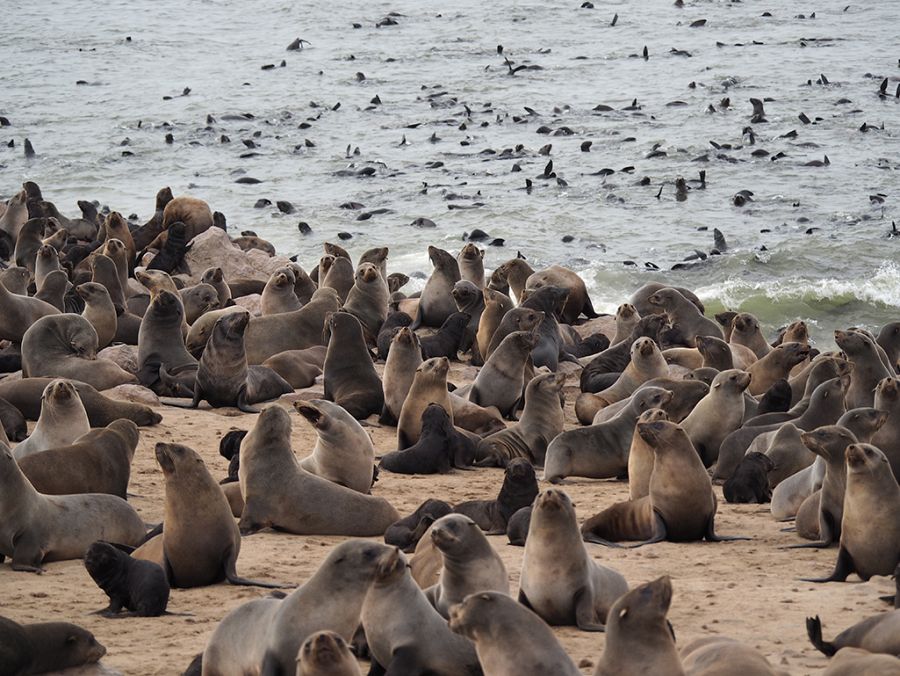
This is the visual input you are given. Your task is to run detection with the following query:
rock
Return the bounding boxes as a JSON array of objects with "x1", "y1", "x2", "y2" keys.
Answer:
[
  {"x1": 183, "y1": 228, "x2": 291, "y2": 284},
  {"x1": 232, "y1": 294, "x2": 262, "y2": 316},
  {"x1": 101, "y1": 384, "x2": 161, "y2": 407},
  {"x1": 98, "y1": 344, "x2": 140, "y2": 374}
]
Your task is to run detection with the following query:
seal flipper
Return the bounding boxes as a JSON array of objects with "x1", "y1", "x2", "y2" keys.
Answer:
[
  {"x1": 801, "y1": 545, "x2": 856, "y2": 583},
  {"x1": 573, "y1": 586, "x2": 606, "y2": 631},
  {"x1": 703, "y1": 514, "x2": 750, "y2": 543},
  {"x1": 517, "y1": 588, "x2": 535, "y2": 611},
  {"x1": 581, "y1": 296, "x2": 600, "y2": 319},
  {"x1": 805, "y1": 615, "x2": 837, "y2": 656},
  {"x1": 367, "y1": 659, "x2": 387, "y2": 676},
  {"x1": 11, "y1": 532, "x2": 45, "y2": 572},
  {"x1": 582, "y1": 533, "x2": 624, "y2": 548},
  {"x1": 379, "y1": 404, "x2": 398, "y2": 426},
  {"x1": 624, "y1": 512, "x2": 668, "y2": 549},
  {"x1": 223, "y1": 545, "x2": 288, "y2": 588},
  {"x1": 236, "y1": 387, "x2": 260, "y2": 414}
]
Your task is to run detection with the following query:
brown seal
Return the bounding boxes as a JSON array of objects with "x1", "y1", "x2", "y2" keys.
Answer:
[
  {"x1": 484, "y1": 306, "x2": 545, "y2": 359},
  {"x1": 322, "y1": 254, "x2": 354, "y2": 302},
  {"x1": 0, "y1": 274, "x2": 59, "y2": 342},
  {"x1": 18, "y1": 419, "x2": 139, "y2": 498},
  {"x1": 411, "y1": 245, "x2": 461, "y2": 329},
  {"x1": 137, "y1": 289, "x2": 198, "y2": 396},
  {"x1": 380, "y1": 326, "x2": 422, "y2": 425},
  {"x1": 296, "y1": 631, "x2": 362, "y2": 676},
  {"x1": 11, "y1": 378, "x2": 89, "y2": 460},
  {"x1": 526, "y1": 264, "x2": 599, "y2": 324},
  {"x1": 322, "y1": 311, "x2": 383, "y2": 419},
  {"x1": 448, "y1": 592, "x2": 581, "y2": 676},
  {"x1": 647, "y1": 287, "x2": 722, "y2": 345},
  {"x1": 475, "y1": 287, "x2": 514, "y2": 362},
  {"x1": 184, "y1": 305, "x2": 247, "y2": 357},
  {"x1": 261, "y1": 266, "x2": 302, "y2": 315},
  {"x1": 592, "y1": 576, "x2": 683, "y2": 676},
  {"x1": 456, "y1": 242, "x2": 485, "y2": 287},
  {"x1": 343, "y1": 261, "x2": 389, "y2": 339},
  {"x1": 807, "y1": 611, "x2": 900, "y2": 659},
  {"x1": 836, "y1": 329, "x2": 893, "y2": 409},
  {"x1": 612, "y1": 303, "x2": 640, "y2": 344},
  {"x1": 0, "y1": 443, "x2": 145, "y2": 571},
  {"x1": 730, "y1": 312, "x2": 772, "y2": 358},
  {"x1": 455, "y1": 458, "x2": 538, "y2": 534},
  {"x1": 397, "y1": 356, "x2": 452, "y2": 449},
  {"x1": 83, "y1": 540, "x2": 170, "y2": 617},
  {"x1": 77, "y1": 282, "x2": 117, "y2": 349},
  {"x1": 630, "y1": 282, "x2": 704, "y2": 317},
  {"x1": 680, "y1": 637, "x2": 786, "y2": 675},
  {"x1": 746, "y1": 342, "x2": 811, "y2": 395},
  {"x1": 238, "y1": 406, "x2": 398, "y2": 536},
  {"x1": 201, "y1": 266, "x2": 232, "y2": 306},
  {"x1": 0, "y1": 616, "x2": 107, "y2": 674},
  {"x1": 627, "y1": 408, "x2": 670, "y2": 500},
  {"x1": 262, "y1": 346, "x2": 326, "y2": 389},
  {"x1": 681, "y1": 369, "x2": 752, "y2": 467},
  {"x1": 519, "y1": 488, "x2": 628, "y2": 630},
  {"x1": 469, "y1": 329, "x2": 536, "y2": 419},
  {"x1": 179, "y1": 282, "x2": 220, "y2": 324},
  {"x1": 132, "y1": 441, "x2": 283, "y2": 588}
]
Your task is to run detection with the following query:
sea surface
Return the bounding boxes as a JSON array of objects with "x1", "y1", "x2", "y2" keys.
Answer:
[{"x1": 1, "y1": 0, "x2": 899, "y2": 344}]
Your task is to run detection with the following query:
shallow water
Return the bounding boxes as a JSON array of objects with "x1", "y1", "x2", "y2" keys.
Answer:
[{"x1": 1, "y1": 0, "x2": 898, "y2": 343}]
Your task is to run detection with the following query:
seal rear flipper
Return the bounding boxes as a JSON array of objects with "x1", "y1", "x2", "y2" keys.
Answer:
[
  {"x1": 573, "y1": 586, "x2": 606, "y2": 631},
  {"x1": 703, "y1": 514, "x2": 750, "y2": 543},
  {"x1": 801, "y1": 546, "x2": 855, "y2": 583},
  {"x1": 581, "y1": 296, "x2": 600, "y2": 320},
  {"x1": 805, "y1": 615, "x2": 837, "y2": 656},
  {"x1": 235, "y1": 387, "x2": 260, "y2": 414},
  {"x1": 223, "y1": 544, "x2": 289, "y2": 588},
  {"x1": 625, "y1": 512, "x2": 668, "y2": 549},
  {"x1": 379, "y1": 404, "x2": 398, "y2": 426},
  {"x1": 582, "y1": 533, "x2": 624, "y2": 548}
]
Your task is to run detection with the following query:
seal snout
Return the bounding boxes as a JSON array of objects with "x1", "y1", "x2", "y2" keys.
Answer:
[
  {"x1": 637, "y1": 421, "x2": 666, "y2": 445},
  {"x1": 293, "y1": 401, "x2": 323, "y2": 427},
  {"x1": 154, "y1": 443, "x2": 178, "y2": 475},
  {"x1": 845, "y1": 443, "x2": 867, "y2": 467}
]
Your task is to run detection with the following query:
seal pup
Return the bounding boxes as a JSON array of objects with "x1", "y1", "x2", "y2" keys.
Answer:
[
  {"x1": 469, "y1": 329, "x2": 536, "y2": 418},
  {"x1": 519, "y1": 285, "x2": 577, "y2": 370},
  {"x1": 83, "y1": 541, "x2": 170, "y2": 616},
  {"x1": 137, "y1": 289, "x2": 198, "y2": 395},
  {"x1": 425, "y1": 514, "x2": 509, "y2": 618},
  {"x1": 0, "y1": 616, "x2": 107, "y2": 675},
  {"x1": 475, "y1": 372, "x2": 565, "y2": 467},
  {"x1": 21, "y1": 314, "x2": 137, "y2": 390},
  {"x1": 322, "y1": 311, "x2": 383, "y2": 419},
  {"x1": 385, "y1": 499, "x2": 454, "y2": 552},
  {"x1": 343, "y1": 261, "x2": 389, "y2": 338},
  {"x1": 681, "y1": 369, "x2": 751, "y2": 466},
  {"x1": 361, "y1": 547, "x2": 482, "y2": 675},
  {"x1": 0, "y1": 443, "x2": 145, "y2": 571},
  {"x1": 201, "y1": 540, "x2": 393, "y2": 676},
  {"x1": 77, "y1": 282, "x2": 117, "y2": 349},
  {"x1": 455, "y1": 458, "x2": 538, "y2": 532},
  {"x1": 397, "y1": 356, "x2": 452, "y2": 448},
  {"x1": 380, "y1": 403, "x2": 475, "y2": 474},
  {"x1": 419, "y1": 311, "x2": 469, "y2": 360},
  {"x1": 295, "y1": 399, "x2": 375, "y2": 493},
  {"x1": 12, "y1": 379, "x2": 89, "y2": 460},
  {"x1": 261, "y1": 267, "x2": 302, "y2": 315},
  {"x1": 805, "y1": 443, "x2": 900, "y2": 582},
  {"x1": 132, "y1": 442, "x2": 282, "y2": 588},
  {"x1": 582, "y1": 420, "x2": 747, "y2": 546},
  {"x1": 411, "y1": 245, "x2": 461, "y2": 329},
  {"x1": 201, "y1": 266, "x2": 231, "y2": 306},
  {"x1": 18, "y1": 419, "x2": 139, "y2": 498},
  {"x1": 0, "y1": 276, "x2": 59, "y2": 343},
  {"x1": 456, "y1": 242, "x2": 485, "y2": 287},
  {"x1": 730, "y1": 312, "x2": 772, "y2": 358},
  {"x1": 723, "y1": 452, "x2": 775, "y2": 504},
  {"x1": 593, "y1": 576, "x2": 684, "y2": 676},
  {"x1": 380, "y1": 326, "x2": 422, "y2": 425},
  {"x1": 295, "y1": 631, "x2": 361, "y2": 676},
  {"x1": 376, "y1": 310, "x2": 413, "y2": 361},
  {"x1": 238, "y1": 406, "x2": 399, "y2": 536},
  {"x1": 544, "y1": 386, "x2": 673, "y2": 482},
  {"x1": 190, "y1": 311, "x2": 292, "y2": 412},
  {"x1": 519, "y1": 488, "x2": 628, "y2": 630},
  {"x1": 448, "y1": 592, "x2": 581, "y2": 676},
  {"x1": 807, "y1": 611, "x2": 900, "y2": 658}
]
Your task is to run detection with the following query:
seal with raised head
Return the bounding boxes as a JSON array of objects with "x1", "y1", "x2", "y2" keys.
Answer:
[
  {"x1": 647, "y1": 287, "x2": 722, "y2": 345},
  {"x1": 380, "y1": 403, "x2": 475, "y2": 474},
  {"x1": 425, "y1": 513, "x2": 509, "y2": 618},
  {"x1": 519, "y1": 488, "x2": 628, "y2": 631},
  {"x1": 83, "y1": 540, "x2": 170, "y2": 616},
  {"x1": 746, "y1": 342, "x2": 811, "y2": 395},
  {"x1": 0, "y1": 616, "x2": 107, "y2": 675},
  {"x1": 730, "y1": 312, "x2": 772, "y2": 358},
  {"x1": 296, "y1": 631, "x2": 361, "y2": 676},
  {"x1": 469, "y1": 329, "x2": 536, "y2": 419},
  {"x1": 261, "y1": 267, "x2": 302, "y2": 315},
  {"x1": 0, "y1": 275, "x2": 59, "y2": 343},
  {"x1": 238, "y1": 406, "x2": 399, "y2": 536},
  {"x1": 18, "y1": 419, "x2": 139, "y2": 498},
  {"x1": 681, "y1": 369, "x2": 751, "y2": 467},
  {"x1": 452, "y1": 280, "x2": 484, "y2": 355},
  {"x1": 201, "y1": 266, "x2": 232, "y2": 306},
  {"x1": 836, "y1": 329, "x2": 893, "y2": 409},
  {"x1": 385, "y1": 498, "x2": 454, "y2": 552},
  {"x1": 12, "y1": 378, "x2": 89, "y2": 460},
  {"x1": 474, "y1": 372, "x2": 565, "y2": 467},
  {"x1": 456, "y1": 242, "x2": 485, "y2": 287},
  {"x1": 295, "y1": 399, "x2": 375, "y2": 494},
  {"x1": 137, "y1": 288, "x2": 198, "y2": 396},
  {"x1": 592, "y1": 576, "x2": 683, "y2": 676},
  {"x1": 455, "y1": 458, "x2": 538, "y2": 532},
  {"x1": 22, "y1": 314, "x2": 137, "y2": 390},
  {"x1": 397, "y1": 356, "x2": 452, "y2": 449},
  {"x1": 132, "y1": 442, "x2": 283, "y2": 588},
  {"x1": 0, "y1": 443, "x2": 145, "y2": 571},
  {"x1": 484, "y1": 306, "x2": 545, "y2": 359},
  {"x1": 322, "y1": 311, "x2": 383, "y2": 419},
  {"x1": 627, "y1": 407, "x2": 670, "y2": 500},
  {"x1": 77, "y1": 281, "x2": 117, "y2": 349},
  {"x1": 475, "y1": 287, "x2": 514, "y2": 362},
  {"x1": 411, "y1": 245, "x2": 462, "y2": 329},
  {"x1": 200, "y1": 540, "x2": 393, "y2": 676},
  {"x1": 519, "y1": 285, "x2": 578, "y2": 370},
  {"x1": 448, "y1": 592, "x2": 581, "y2": 676},
  {"x1": 343, "y1": 261, "x2": 389, "y2": 339},
  {"x1": 380, "y1": 326, "x2": 422, "y2": 425},
  {"x1": 361, "y1": 547, "x2": 482, "y2": 675}
]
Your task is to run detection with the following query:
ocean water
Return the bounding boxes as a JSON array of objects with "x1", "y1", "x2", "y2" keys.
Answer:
[{"x1": 1, "y1": 0, "x2": 898, "y2": 345}]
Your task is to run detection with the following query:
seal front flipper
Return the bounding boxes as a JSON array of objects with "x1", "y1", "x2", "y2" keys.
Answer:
[
  {"x1": 379, "y1": 404, "x2": 397, "y2": 426},
  {"x1": 223, "y1": 545, "x2": 288, "y2": 588},
  {"x1": 805, "y1": 615, "x2": 837, "y2": 656},
  {"x1": 11, "y1": 532, "x2": 45, "y2": 572},
  {"x1": 801, "y1": 545, "x2": 856, "y2": 583},
  {"x1": 703, "y1": 514, "x2": 750, "y2": 543},
  {"x1": 582, "y1": 533, "x2": 624, "y2": 548},
  {"x1": 574, "y1": 586, "x2": 606, "y2": 631}
]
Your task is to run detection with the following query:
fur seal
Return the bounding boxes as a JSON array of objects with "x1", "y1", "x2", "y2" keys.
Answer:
[
  {"x1": 380, "y1": 403, "x2": 475, "y2": 474},
  {"x1": 190, "y1": 311, "x2": 292, "y2": 411},
  {"x1": 200, "y1": 540, "x2": 393, "y2": 676},
  {"x1": 180, "y1": 282, "x2": 220, "y2": 324},
  {"x1": 627, "y1": 407, "x2": 670, "y2": 500},
  {"x1": 21, "y1": 314, "x2": 137, "y2": 390},
  {"x1": 397, "y1": 356, "x2": 452, "y2": 449},
  {"x1": 295, "y1": 399, "x2": 375, "y2": 493},
  {"x1": 132, "y1": 441, "x2": 282, "y2": 588},
  {"x1": 612, "y1": 303, "x2": 640, "y2": 345},
  {"x1": 475, "y1": 288, "x2": 513, "y2": 362},
  {"x1": 380, "y1": 326, "x2": 422, "y2": 425},
  {"x1": 18, "y1": 419, "x2": 139, "y2": 498},
  {"x1": 34, "y1": 269, "x2": 67, "y2": 311},
  {"x1": 680, "y1": 637, "x2": 785, "y2": 675},
  {"x1": 544, "y1": 386, "x2": 673, "y2": 482},
  {"x1": 681, "y1": 369, "x2": 751, "y2": 467},
  {"x1": 83, "y1": 541, "x2": 170, "y2": 616},
  {"x1": 419, "y1": 311, "x2": 469, "y2": 361},
  {"x1": 184, "y1": 305, "x2": 247, "y2": 357},
  {"x1": 452, "y1": 280, "x2": 484, "y2": 354},
  {"x1": 321, "y1": 254, "x2": 354, "y2": 302},
  {"x1": 137, "y1": 289, "x2": 198, "y2": 395},
  {"x1": 819, "y1": 648, "x2": 900, "y2": 675},
  {"x1": 456, "y1": 243, "x2": 485, "y2": 287},
  {"x1": 493, "y1": 258, "x2": 534, "y2": 303},
  {"x1": 746, "y1": 342, "x2": 811, "y2": 395},
  {"x1": 448, "y1": 592, "x2": 581, "y2": 676},
  {"x1": 385, "y1": 499, "x2": 454, "y2": 552},
  {"x1": 322, "y1": 311, "x2": 383, "y2": 419},
  {"x1": 630, "y1": 282, "x2": 704, "y2": 317},
  {"x1": 455, "y1": 458, "x2": 538, "y2": 532},
  {"x1": 519, "y1": 285, "x2": 577, "y2": 370},
  {"x1": 730, "y1": 312, "x2": 772, "y2": 358},
  {"x1": 837, "y1": 329, "x2": 893, "y2": 409},
  {"x1": 160, "y1": 194, "x2": 213, "y2": 241},
  {"x1": 262, "y1": 346, "x2": 325, "y2": 389},
  {"x1": 0, "y1": 396, "x2": 26, "y2": 442},
  {"x1": 12, "y1": 379, "x2": 89, "y2": 460},
  {"x1": 376, "y1": 310, "x2": 413, "y2": 361},
  {"x1": 807, "y1": 611, "x2": 900, "y2": 658},
  {"x1": 0, "y1": 377, "x2": 162, "y2": 427},
  {"x1": 425, "y1": 514, "x2": 509, "y2": 617},
  {"x1": 582, "y1": 420, "x2": 746, "y2": 546},
  {"x1": 201, "y1": 266, "x2": 232, "y2": 307},
  {"x1": 469, "y1": 329, "x2": 536, "y2": 418},
  {"x1": 244, "y1": 287, "x2": 342, "y2": 364},
  {"x1": 805, "y1": 443, "x2": 900, "y2": 582},
  {"x1": 474, "y1": 372, "x2": 565, "y2": 467},
  {"x1": 872, "y1": 376, "x2": 900, "y2": 478},
  {"x1": 0, "y1": 616, "x2": 107, "y2": 674},
  {"x1": 296, "y1": 631, "x2": 361, "y2": 676},
  {"x1": 361, "y1": 547, "x2": 482, "y2": 675},
  {"x1": 77, "y1": 282, "x2": 117, "y2": 349},
  {"x1": 261, "y1": 267, "x2": 302, "y2": 315},
  {"x1": 526, "y1": 264, "x2": 599, "y2": 324},
  {"x1": 0, "y1": 443, "x2": 145, "y2": 571},
  {"x1": 411, "y1": 245, "x2": 461, "y2": 329},
  {"x1": 580, "y1": 314, "x2": 667, "y2": 393},
  {"x1": 647, "y1": 287, "x2": 722, "y2": 345},
  {"x1": 0, "y1": 275, "x2": 59, "y2": 342},
  {"x1": 343, "y1": 261, "x2": 388, "y2": 338},
  {"x1": 238, "y1": 406, "x2": 398, "y2": 536},
  {"x1": 592, "y1": 576, "x2": 683, "y2": 676},
  {"x1": 723, "y1": 452, "x2": 775, "y2": 504},
  {"x1": 485, "y1": 306, "x2": 545, "y2": 359},
  {"x1": 520, "y1": 488, "x2": 628, "y2": 630}
]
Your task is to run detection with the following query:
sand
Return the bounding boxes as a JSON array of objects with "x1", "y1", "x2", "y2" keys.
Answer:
[{"x1": 1, "y1": 348, "x2": 894, "y2": 675}]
